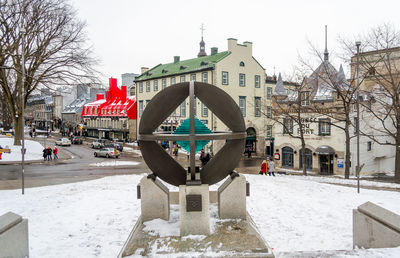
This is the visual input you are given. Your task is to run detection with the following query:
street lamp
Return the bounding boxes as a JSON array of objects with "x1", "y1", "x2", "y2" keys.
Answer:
[
  {"x1": 355, "y1": 40, "x2": 361, "y2": 194},
  {"x1": 20, "y1": 28, "x2": 26, "y2": 195}
]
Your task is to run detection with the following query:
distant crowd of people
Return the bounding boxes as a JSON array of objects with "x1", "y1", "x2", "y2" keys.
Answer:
[{"x1": 43, "y1": 146, "x2": 58, "y2": 161}]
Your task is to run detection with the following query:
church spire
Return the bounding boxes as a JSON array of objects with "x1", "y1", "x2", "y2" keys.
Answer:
[
  {"x1": 324, "y1": 25, "x2": 329, "y2": 61},
  {"x1": 198, "y1": 24, "x2": 207, "y2": 57}
]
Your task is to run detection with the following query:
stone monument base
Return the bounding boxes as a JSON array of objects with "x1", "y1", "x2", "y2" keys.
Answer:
[{"x1": 118, "y1": 205, "x2": 274, "y2": 257}]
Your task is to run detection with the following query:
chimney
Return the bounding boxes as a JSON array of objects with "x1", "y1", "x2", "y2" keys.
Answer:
[
  {"x1": 141, "y1": 67, "x2": 149, "y2": 74},
  {"x1": 211, "y1": 47, "x2": 218, "y2": 55},
  {"x1": 121, "y1": 86, "x2": 127, "y2": 103},
  {"x1": 227, "y1": 38, "x2": 238, "y2": 51},
  {"x1": 174, "y1": 56, "x2": 180, "y2": 63},
  {"x1": 96, "y1": 94, "x2": 104, "y2": 100},
  {"x1": 243, "y1": 41, "x2": 253, "y2": 55}
]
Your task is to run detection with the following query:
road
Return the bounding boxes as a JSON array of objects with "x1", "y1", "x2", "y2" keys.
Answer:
[{"x1": 0, "y1": 138, "x2": 150, "y2": 189}]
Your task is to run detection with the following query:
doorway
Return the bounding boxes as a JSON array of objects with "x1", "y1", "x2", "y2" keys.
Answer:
[
  {"x1": 282, "y1": 146, "x2": 294, "y2": 168},
  {"x1": 319, "y1": 154, "x2": 333, "y2": 174}
]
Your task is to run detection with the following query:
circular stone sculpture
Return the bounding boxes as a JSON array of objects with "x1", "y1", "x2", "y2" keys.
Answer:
[{"x1": 139, "y1": 82, "x2": 245, "y2": 186}]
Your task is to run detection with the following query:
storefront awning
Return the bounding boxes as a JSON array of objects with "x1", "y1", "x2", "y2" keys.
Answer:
[{"x1": 315, "y1": 145, "x2": 335, "y2": 155}]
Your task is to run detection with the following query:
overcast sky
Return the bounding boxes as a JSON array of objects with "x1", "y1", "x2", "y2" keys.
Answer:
[{"x1": 70, "y1": 0, "x2": 400, "y2": 85}]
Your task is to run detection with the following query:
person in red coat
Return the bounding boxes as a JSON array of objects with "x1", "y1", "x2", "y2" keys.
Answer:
[{"x1": 260, "y1": 160, "x2": 267, "y2": 175}]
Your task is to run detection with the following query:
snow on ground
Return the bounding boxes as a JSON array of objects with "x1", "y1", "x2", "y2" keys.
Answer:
[
  {"x1": 0, "y1": 137, "x2": 43, "y2": 162},
  {"x1": 89, "y1": 161, "x2": 140, "y2": 167},
  {"x1": 1, "y1": 174, "x2": 400, "y2": 257}
]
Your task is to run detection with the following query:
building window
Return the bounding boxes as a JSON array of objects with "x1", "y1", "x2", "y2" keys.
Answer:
[
  {"x1": 255, "y1": 75, "x2": 260, "y2": 88},
  {"x1": 194, "y1": 96, "x2": 197, "y2": 115},
  {"x1": 139, "y1": 100, "x2": 143, "y2": 117},
  {"x1": 180, "y1": 100, "x2": 186, "y2": 117},
  {"x1": 190, "y1": 74, "x2": 196, "y2": 81},
  {"x1": 283, "y1": 118, "x2": 293, "y2": 134},
  {"x1": 154, "y1": 80, "x2": 158, "y2": 91},
  {"x1": 267, "y1": 87, "x2": 272, "y2": 99},
  {"x1": 300, "y1": 91, "x2": 310, "y2": 106},
  {"x1": 139, "y1": 82, "x2": 143, "y2": 93},
  {"x1": 202, "y1": 72, "x2": 208, "y2": 83},
  {"x1": 239, "y1": 96, "x2": 246, "y2": 117},
  {"x1": 239, "y1": 73, "x2": 246, "y2": 87},
  {"x1": 282, "y1": 146, "x2": 294, "y2": 168},
  {"x1": 162, "y1": 79, "x2": 166, "y2": 89},
  {"x1": 266, "y1": 106, "x2": 272, "y2": 118},
  {"x1": 254, "y1": 97, "x2": 261, "y2": 117},
  {"x1": 146, "y1": 81, "x2": 150, "y2": 92},
  {"x1": 222, "y1": 71, "x2": 229, "y2": 85},
  {"x1": 240, "y1": 61, "x2": 245, "y2": 67},
  {"x1": 170, "y1": 77, "x2": 176, "y2": 85},
  {"x1": 180, "y1": 75, "x2": 185, "y2": 82},
  {"x1": 367, "y1": 141, "x2": 372, "y2": 151},
  {"x1": 201, "y1": 102, "x2": 208, "y2": 117},
  {"x1": 318, "y1": 118, "x2": 331, "y2": 136},
  {"x1": 267, "y1": 125, "x2": 272, "y2": 137}
]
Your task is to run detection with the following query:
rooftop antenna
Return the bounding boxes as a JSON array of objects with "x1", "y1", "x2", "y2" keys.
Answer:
[{"x1": 324, "y1": 25, "x2": 329, "y2": 61}]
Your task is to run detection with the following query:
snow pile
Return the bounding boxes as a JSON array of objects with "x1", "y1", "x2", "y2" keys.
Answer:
[
  {"x1": 89, "y1": 161, "x2": 140, "y2": 167},
  {"x1": 1, "y1": 174, "x2": 400, "y2": 257},
  {"x1": 0, "y1": 175, "x2": 144, "y2": 257},
  {"x1": 0, "y1": 137, "x2": 43, "y2": 162},
  {"x1": 246, "y1": 175, "x2": 400, "y2": 254}
]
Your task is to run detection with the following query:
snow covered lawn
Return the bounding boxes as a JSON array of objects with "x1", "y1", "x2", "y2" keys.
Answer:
[
  {"x1": 0, "y1": 174, "x2": 400, "y2": 257},
  {"x1": 0, "y1": 137, "x2": 43, "y2": 162},
  {"x1": 89, "y1": 161, "x2": 140, "y2": 167}
]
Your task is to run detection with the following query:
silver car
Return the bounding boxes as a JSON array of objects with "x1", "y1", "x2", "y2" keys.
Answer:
[
  {"x1": 55, "y1": 138, "x2": 71, "y2": 146},
  {"x1": 94, "y1": 148, "x2": 120, "y2": 158}
]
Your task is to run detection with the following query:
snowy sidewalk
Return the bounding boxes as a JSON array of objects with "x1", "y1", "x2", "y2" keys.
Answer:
[
  {"x1": 0, "y1": 174, "x2": 400, "y2": 257},
  {"x1": 0, "y1": 137, "x2": 44, "y2": 163}
]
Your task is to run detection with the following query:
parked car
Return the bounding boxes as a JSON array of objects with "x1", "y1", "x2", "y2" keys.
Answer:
[
  {"x1": 105, "y1": 143, "x2": 123, "y2": 152},
  {"x1": 55, "y1": 138, "x2": 71, "y2": 146},
  {"x1": 91, "y1": 139, "x2": 108, "y2": 149},
  {"x1": 72, "y1": 136, "x2": 83, "y2": 144},
  {"x1": 94, "y1": 148, "x2": 120, "y2": 158}
]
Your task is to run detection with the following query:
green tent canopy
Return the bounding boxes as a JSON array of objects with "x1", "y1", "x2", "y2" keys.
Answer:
[{"x1": 174, "y1": 117, "x2": 212, "y2": 153}]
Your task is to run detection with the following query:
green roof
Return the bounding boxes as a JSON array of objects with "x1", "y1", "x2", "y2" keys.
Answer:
[{"x1": 135, "y1": 51, "x2": 231, "y2": 81}]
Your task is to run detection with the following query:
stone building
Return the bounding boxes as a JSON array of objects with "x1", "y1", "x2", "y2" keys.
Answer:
[
  {"x1": 272, "y1": 44, "x2": 348, "y2": 175},
  {"x1": 135, "y1": 37, "x2": 270, "y2": 156},
  {"x1": 81, "y1": 78, "x2": 137, "y2": 141},
  {"x1": 121, "y1": 73, "x2": 139, "y2": 96}
]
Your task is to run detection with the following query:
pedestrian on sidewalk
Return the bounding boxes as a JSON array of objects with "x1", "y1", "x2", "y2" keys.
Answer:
[
  {"x1": 267, "y1": 157, "x2": 275, "y2": 176},
  {"x1": 173, "y1": 143, "x2": 179, "y2": 158},
  {"x1": 43, "y1": 147, "x2": 47, "y2": 161},
  {"x1": 260, "y1": 159, "x2": 267, "y2": 175},
  {"x1": 47, "y1": 147, "x2": 52, "y2": 161},
  {"x1": 53, "y1": 146, "x2": 58, "y2": 160}
]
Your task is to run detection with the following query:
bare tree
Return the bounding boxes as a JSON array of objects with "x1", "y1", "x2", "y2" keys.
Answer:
[
  {"x1": 299, "y1": 45, "x2": 360, "y2": 179},
  {"x1": 0, "y1": 0, "x2": 98, "y2": 145},
  {"x1": 341, "y1": 23, "x2": 400, "y2": 183}
]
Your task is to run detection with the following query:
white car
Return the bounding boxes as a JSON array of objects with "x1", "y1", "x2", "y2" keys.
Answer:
[{"x1": 55, "y1": 138, "x2": 71, "y2": 146}]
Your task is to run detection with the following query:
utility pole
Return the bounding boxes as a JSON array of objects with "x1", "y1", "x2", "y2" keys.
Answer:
[
  {"x1": 355, "y1": 41, "x2": 361, "y2": 194},
  {"x1": 21, "y1": 28, "x2": 26, "y2": 195}
]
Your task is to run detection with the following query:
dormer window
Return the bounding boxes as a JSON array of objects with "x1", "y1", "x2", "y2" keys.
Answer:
[
  {"x1": 240, "y1": 61, "x2": 245, "y2": 67},
  {"x1": 180, "y1": 65, "x2": 187, "y2": 70},
  {"x1": 200, "y1": 61, "x2": 208, "y2": 66},
  {"x1": 300, "y1": 91, "x2": 310, "y2": 106},
  {"x1": 162, "y1": 69, "x2": 168, "y2": 73}
]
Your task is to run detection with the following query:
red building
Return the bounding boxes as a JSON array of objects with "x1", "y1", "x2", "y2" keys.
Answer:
[{"x1": 82, "y1": 78, "x2": 137, "y2": 141}]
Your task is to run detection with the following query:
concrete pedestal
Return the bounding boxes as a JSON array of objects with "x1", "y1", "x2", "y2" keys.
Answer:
[
  {"x1": 218, "y1": 174, "x2": 247, "y2": 219},
  {"x1": 0, "y1": 212, "x2": 29, "y2": 258},
  {"x1": 179, "y1": 184, "x2": 210, "y2": 236},
  {"x1": 353, "y1": 201, "x2": 400, "y2": 248},
  {"x1": 140, "y1": 176, "x2": 169, "y2": 222}
]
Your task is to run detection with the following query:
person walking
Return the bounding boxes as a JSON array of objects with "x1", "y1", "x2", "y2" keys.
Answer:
[
  {"x1": 43, "y1": 147, "x2": 48, "y2": 161},
  {"x1": 173, "y1": 143, "x2": 179, "y2": 158},
  {"x1": 47, "y1": 147, "x2": 52, "y2": 161},
  {"x1": 53, "y1": 146, "x2": 58, "y2": 160},
  {"x1": 260, "y1": 159, "x2": 267, "y2": 175},
  {"x1": 267, "y1": 158, "x2": 275, "y2": 176}
]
